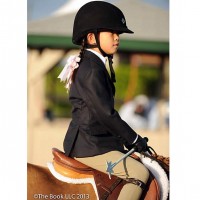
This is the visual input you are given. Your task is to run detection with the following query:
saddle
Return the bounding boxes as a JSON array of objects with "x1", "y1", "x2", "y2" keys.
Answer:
[{"x1": 51, "y1": 148, "x2": 161, "y2": 200}]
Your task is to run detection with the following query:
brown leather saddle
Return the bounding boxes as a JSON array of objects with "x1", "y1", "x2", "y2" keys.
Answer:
[{"x1": 51, "y1": 148, "x2": 160, "y2": 200}]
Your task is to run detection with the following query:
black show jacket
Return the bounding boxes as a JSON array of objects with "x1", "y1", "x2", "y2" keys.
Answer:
[{"x1": 63, "y1": 50, "x2": 138, "y2": 157}]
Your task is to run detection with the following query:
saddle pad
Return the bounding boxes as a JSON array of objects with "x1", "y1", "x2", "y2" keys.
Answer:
[
  {"x1": 47, "y1": 162, "x2": 99, "y2": 200},
  {"x1": 140, "y1": 155, "x2": 169, "y2": 200}
]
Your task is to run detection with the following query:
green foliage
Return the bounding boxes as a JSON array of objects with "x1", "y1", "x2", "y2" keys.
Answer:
[
  {"x1": 115, "y1": 64, "x2": 130, "y2": 100},
  {"x1": 45, "y1": 66, "x2": 71, "y2": 118},
  {"x1": 45, "y1": 63, "x2": 161, "y2": 118},
  {"x1": 136, "y1": 66, "x2": 160, "y2": 97}
]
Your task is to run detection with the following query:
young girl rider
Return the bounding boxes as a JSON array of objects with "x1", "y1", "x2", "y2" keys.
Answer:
[{"x1": 58, "y1": 1, "x2": 149, "y2": 200}]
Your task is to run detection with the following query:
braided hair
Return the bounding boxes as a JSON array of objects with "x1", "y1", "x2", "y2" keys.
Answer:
[
  {"x1": 79, "y1": 38, "x2": 86, "y2": 60},
  {"x1": 72, "y1": 38, "x2": 86, "y2": 82}
]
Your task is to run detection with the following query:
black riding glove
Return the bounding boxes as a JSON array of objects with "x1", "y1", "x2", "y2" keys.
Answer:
[{"x1": 126, "y1": 135, "x2": 148, "y2": 153}]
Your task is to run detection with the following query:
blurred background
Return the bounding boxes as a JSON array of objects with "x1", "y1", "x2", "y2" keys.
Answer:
[{"x1": 27, "y1": 0, "x2": 169, "y2": 166}]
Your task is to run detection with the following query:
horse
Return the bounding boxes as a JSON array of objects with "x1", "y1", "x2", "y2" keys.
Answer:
[{"x1": 27, "y1": 148, "x2": 169, "y2": 200}]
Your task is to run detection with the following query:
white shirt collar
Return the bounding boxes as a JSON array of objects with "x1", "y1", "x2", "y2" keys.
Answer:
[{"x1": 86, "y1": 49, "x2": 106, "y2": 65}]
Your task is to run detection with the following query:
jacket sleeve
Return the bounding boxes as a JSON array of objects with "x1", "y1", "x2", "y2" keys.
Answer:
[{"x1": 77, "y1": 67, "x2": 138, "y2": 146}]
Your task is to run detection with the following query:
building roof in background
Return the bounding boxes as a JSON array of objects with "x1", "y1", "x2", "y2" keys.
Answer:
[
  {"x1": 27, "y1": 0, "x2": 169, "y2": 53},
  {"x1": 28, "y1": 0, "x2": 169, "y2": 41}
]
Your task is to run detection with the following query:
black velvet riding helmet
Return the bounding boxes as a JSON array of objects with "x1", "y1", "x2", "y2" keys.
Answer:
[{"x1": 72, "y1": 1, "x2": 134, "y2": 45}]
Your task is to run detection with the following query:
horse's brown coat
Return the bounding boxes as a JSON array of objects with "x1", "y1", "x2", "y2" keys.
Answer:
[{"x1": 27, "y1": 163, "x2": 97, "y2": 200}]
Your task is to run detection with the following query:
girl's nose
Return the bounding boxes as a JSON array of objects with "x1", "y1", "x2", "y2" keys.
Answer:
[{"x1": 114, "y1": 33, "x2": 119, "y2": 41}]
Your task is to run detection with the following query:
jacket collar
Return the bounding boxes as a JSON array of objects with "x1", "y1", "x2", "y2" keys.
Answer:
[
  {"x1": 84, "y1": 50, "x2": 106, "y2": 69},
  {"x1": 86, "y1": 49, "x2": 106, "y2": 65}
]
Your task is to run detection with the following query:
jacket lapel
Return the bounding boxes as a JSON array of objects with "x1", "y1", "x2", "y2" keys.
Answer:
[{"x1": 84, "y1": 51, "x2": 116, "y2": 95}]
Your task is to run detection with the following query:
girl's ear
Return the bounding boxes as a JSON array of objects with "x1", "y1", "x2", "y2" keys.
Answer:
[{"x1": 87, "y1": 33, "x2": 96, "y2": 45}]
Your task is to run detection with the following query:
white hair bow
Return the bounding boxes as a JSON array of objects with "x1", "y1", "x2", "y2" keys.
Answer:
[{"x1": 58, "y1": 55, "x2": 81, "y2": 92}]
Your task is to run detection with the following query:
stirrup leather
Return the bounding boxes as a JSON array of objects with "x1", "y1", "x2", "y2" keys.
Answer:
[{"x1": 125, "y1": 177, "x2": 146, "y2": 190}]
